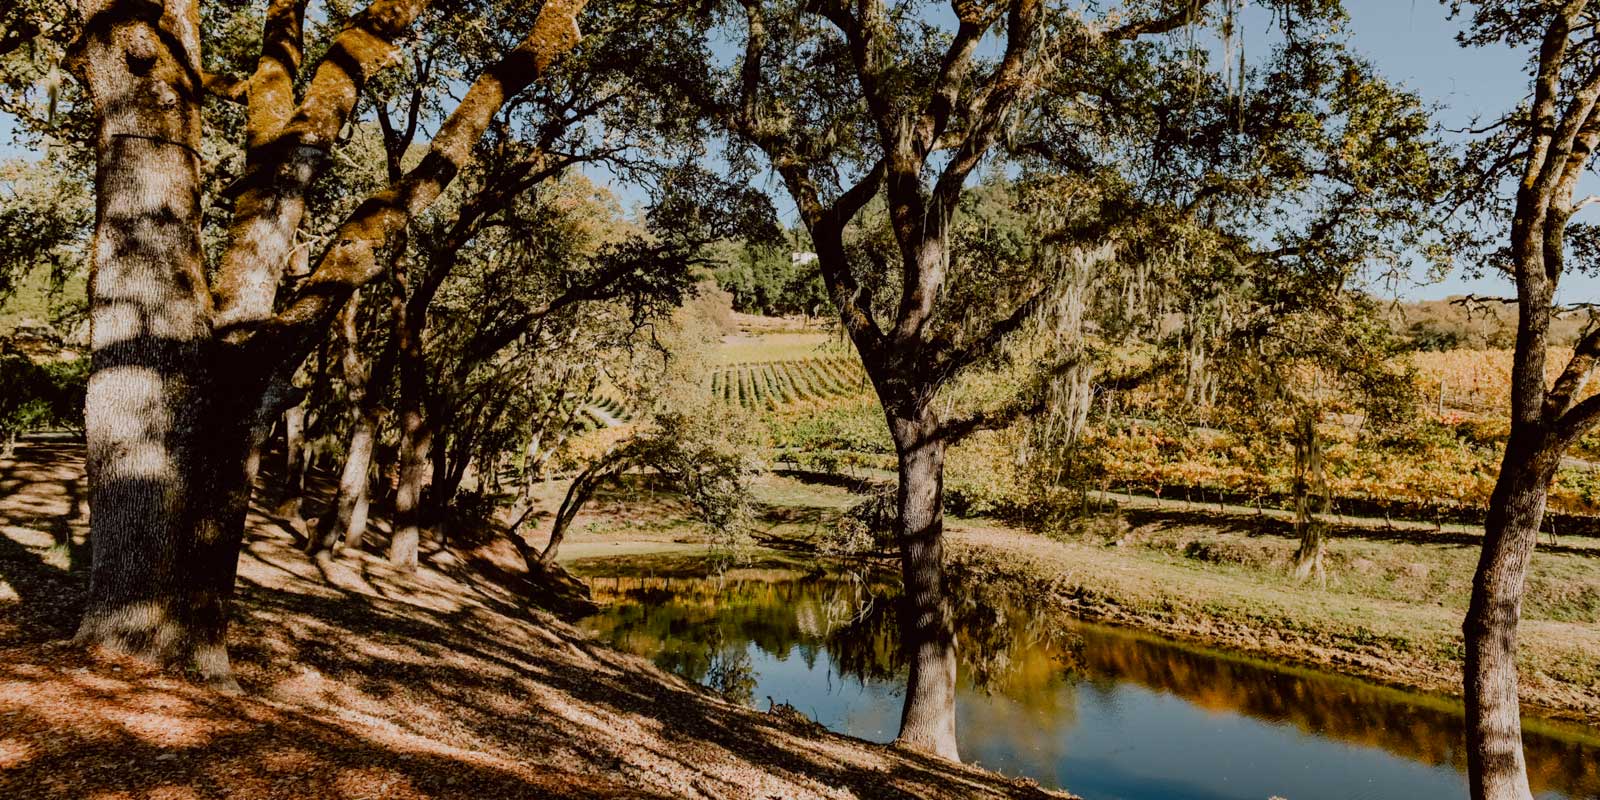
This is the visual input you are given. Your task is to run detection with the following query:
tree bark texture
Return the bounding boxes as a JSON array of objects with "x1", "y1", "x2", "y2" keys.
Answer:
[
  {"x1": 1464, "y1": 432, "x2": 1562, "y2": 800},
  {"x1": 889, "y1": 411, "x2": 958, "y2": 762},
  {"x1": 70, "y1": 0, "x2": 251, "y2": 690}
]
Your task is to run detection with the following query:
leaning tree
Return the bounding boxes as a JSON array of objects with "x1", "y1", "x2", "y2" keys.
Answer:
[
  {"x1": 67, "y1": 0, "x2": 588, "y2": 688},
  {"x1": 1449, "y1": 2, "x2": 1600, "y2": 798}
]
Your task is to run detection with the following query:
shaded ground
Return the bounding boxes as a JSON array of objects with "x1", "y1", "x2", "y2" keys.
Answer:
[{"x1": 0, "y1": 443, "x2": 1065, "y2": 800}]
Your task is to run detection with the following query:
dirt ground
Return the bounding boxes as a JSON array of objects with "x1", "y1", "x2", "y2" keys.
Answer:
[{"x1": 0, "y1": 443, "x2": 1066, "y2": 800}]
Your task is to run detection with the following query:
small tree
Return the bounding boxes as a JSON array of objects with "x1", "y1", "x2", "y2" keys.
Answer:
[{"x1": 1212, "y1": 291, "x2": 1418, "y2": 582}]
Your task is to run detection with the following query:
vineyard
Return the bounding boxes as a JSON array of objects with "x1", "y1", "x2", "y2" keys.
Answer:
[
  {"x1": 564, "y1": 332, "x2": 1600, "y2": 527},
  {"x1": 709, "y1": 357, "x2": 870, "y2": 410},
  {"x1": 1412, "y1": 347, "x2": 1600, "y2": 417}
]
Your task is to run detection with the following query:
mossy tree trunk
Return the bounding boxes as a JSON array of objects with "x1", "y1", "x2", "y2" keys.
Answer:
[{"x1": 68, "y1": 0, "x2": 589, "y2": 686}]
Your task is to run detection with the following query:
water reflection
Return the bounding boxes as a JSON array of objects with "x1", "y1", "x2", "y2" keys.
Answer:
[{"x1": 577, "y1": 568, "x2": 1600, "y2": 800}]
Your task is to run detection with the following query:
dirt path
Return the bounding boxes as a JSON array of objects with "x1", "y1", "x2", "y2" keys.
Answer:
[{"x1": 0, "y1": 444, "x2": 1066, "y2": 800}]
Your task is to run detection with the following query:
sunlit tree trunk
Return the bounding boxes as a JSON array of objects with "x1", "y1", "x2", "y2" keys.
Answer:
[
  {"x1": 888, "y1": 408, "x2": 958, "y2": 761},
  {"x1": 1465, "y1": 428, "x2": 1559, "y2": 800},
  {"x1": 70, "y1": 0, "x2": 247, "y2": 690},
  {"x1": 331, "y1": 413, "x2": 378, "y2": 548}
]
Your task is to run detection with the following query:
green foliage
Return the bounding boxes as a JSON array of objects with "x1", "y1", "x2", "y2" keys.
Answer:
[
  {"x1": 0, "y1": 158, "x2": 90, "y2": 303},
  {"x1": 767, "y1": 395, "x2": 893, "y2": 460},
  {"x1": 709, "y1": 237, "x2": 827, "y2": 317},
  {"x1": 0, "y1": 353, "x2": 85, "y2": 438}
]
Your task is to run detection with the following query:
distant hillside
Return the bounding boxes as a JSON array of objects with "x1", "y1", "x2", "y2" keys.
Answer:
[{"x1": 1389, "y1": 297, "x2": 1590, "y2": 351}]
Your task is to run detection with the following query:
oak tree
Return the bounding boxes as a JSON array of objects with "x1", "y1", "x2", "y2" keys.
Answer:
[{"x1": 67, "y1": 0, "x2": 588, "y2": 687}]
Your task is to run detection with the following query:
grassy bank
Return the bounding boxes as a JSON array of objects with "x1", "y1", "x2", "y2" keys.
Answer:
[
  {"x1": 942, "y1": 515, "x2": 1600, "y2": 722},
  {"x1": 534, "y1": 469, "x2": 1600, "y2": 725}
]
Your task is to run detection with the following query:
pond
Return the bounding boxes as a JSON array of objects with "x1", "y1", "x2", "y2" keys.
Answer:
[{"x1": 575, "y1": 561, "x2": 1600, "y2": 800}]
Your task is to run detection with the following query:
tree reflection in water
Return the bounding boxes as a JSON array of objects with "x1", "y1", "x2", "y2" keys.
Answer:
[{"x1": 578, "y1": 565, "x2": 1600, "y2": 798}]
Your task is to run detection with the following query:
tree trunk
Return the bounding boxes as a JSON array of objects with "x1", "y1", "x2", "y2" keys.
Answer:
[
  {"x1": 1463, "y1": 431, "x2": 1560, "y2": 800},
  {"x1": 1291, "y1": 410, "x2": 1327, "y2": 583},
  {"x1": 312, "y1": 409, "x2": 377, "y2": 553},
  {"x1": 889, "y1": 411, "x2": 958, "y2": 761},
  {"x1": 390, "y1": 403, "x2": 431, "y2": 571},
  {"x1": 276, "y1": 401, "x2": 307, "y2": 525},
  {"x1": 428, "y1": 426, "x2": 470, "y2": 521},
  {"x1": 70, "y1": 0, "x2": 248, "y2": 691},
  {"x1": 311, "y1": 286, "x2": 397, "y2": 556},
  {"x1": 539, "y1": 457, "x2": 615, "y2": 564},
  {"x1": 387, "y1": 237, "x2": 430, "y2": 571}
]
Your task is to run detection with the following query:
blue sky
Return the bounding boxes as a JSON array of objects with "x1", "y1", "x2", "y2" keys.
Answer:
[
  {"x1": 3, "y1": 1, "x2": 1591, "y2": 302},
  {"x1": 1302, "y1": 0, "x2": 1566, "y2": 300}
]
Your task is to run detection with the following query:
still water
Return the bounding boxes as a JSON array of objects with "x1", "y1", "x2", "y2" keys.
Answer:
[{"x1": 576, "y1": 565, "x2": 1600, "y2": 800}]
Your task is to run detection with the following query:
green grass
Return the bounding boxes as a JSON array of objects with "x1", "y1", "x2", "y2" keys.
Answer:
[
  {"x1": 712, "y1": 332, "x2": 851, "y2": 365},
  {"x1": 637, "y1": 470, "x2": 1600, "y2": 721}
]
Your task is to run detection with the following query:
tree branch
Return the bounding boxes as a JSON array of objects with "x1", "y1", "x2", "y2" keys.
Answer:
[
  {"x1": 241, "y1": 0, "x2": 311, "y2": 151},
  {"x1": 213, "y1": 0, "x2": 436, "y2": 331},
  {"x1": 1103, "y1": 0, "x2": 1215, "y2": 40},
  {"x1": 255, "y1": 0, "x2": 589, "y2": 364},
  {"x1": 1548, "y1": 322, "x2": 1600, "y2": 420}
]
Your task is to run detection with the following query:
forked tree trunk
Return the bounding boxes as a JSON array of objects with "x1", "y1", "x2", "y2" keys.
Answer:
[
  {"x1": 888, "y1": 410, "x2": 958, "y2": 761},
  {"x1": 312, "y1": 409, "x2": 377, "y2": 553},
  {"x1": 70, "y1": 0, "x2": 248, "y2": 690},
  {"x1": 1464, "y1": 431, "x2": 1561, "y2": 800}
]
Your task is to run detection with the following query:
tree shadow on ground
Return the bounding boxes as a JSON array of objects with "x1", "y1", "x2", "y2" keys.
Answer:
[{"x1": 0, "y1": 442, "x2": 1065, "y2": 799}]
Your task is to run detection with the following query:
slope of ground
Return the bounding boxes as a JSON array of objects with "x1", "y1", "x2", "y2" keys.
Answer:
[{"x1": 0, "y1": 444, "x2": 1064, "y2": 800}]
